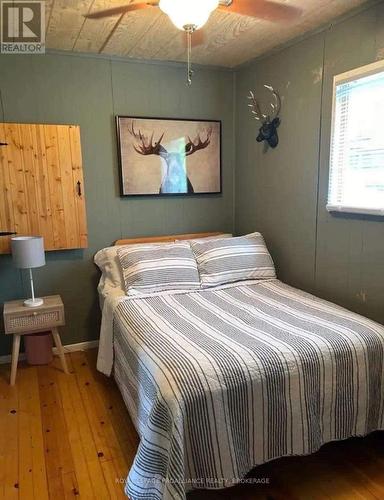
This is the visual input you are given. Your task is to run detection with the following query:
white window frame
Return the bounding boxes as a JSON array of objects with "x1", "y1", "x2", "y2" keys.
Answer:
[{"x1": 327, "y1": 58, "x2": 384, "y2": 217}]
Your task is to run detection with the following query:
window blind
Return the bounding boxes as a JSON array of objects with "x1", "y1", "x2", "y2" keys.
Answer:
[{"x1": 327, "y1": 62, "x2": 384, "y2": 216}]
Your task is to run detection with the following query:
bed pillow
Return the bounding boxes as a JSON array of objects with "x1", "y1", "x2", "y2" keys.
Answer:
[
  {"x1": 94, "y1": 246, "x2": 125, "y2": 290},
  {"x1": 117, "y1": 242, "x2": 201, "y2": 294},
  {"x1": 191, "y1": 232, "x2": 276, "y2": 288},
  {"x1": 93, "y1": 237, "x2": 229, "y2": 292}
]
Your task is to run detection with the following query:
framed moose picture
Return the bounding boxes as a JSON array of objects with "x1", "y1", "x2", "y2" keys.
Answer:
[{"x1": 116, "y1": 116, "x2": 222, "y2": 196}]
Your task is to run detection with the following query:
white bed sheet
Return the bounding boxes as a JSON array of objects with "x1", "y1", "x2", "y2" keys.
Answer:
[{"x1": 97, "y1": 285, "x2": 126, "y2": 376}]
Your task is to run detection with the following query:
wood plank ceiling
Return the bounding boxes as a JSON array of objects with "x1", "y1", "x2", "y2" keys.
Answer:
[{"x1": 45, "y1": 0, "x2": 370, "y2": 68}]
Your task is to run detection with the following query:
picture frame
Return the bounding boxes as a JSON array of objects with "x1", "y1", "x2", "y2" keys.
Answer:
[{"x1": 116, "y1": 116, "x2": 222, "y2": 197}]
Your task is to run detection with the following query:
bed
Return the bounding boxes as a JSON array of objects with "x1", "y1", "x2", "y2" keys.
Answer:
[{"x1": 95, "y1": 232, "x2": 384, "y2": 500}]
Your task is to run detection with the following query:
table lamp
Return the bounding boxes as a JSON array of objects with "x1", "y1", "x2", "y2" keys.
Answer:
[{"x1": 11, "y1": 236, "x2": 46, "y2": 307}]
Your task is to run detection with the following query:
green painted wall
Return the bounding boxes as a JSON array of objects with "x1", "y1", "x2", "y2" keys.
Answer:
[
  {"x1": 1, "y1": 2, "x2": 383, "y2": 358},
  {"x1": 0, "y1": 53, "x2": 235, "y2": 355},
  {"x1": 235, "y1": 2, "x2": 384, "y2": 323}
]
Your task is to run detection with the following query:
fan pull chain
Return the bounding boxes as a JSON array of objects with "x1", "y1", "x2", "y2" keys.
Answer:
[{"x1": 186, "y1": 29, "x2": 193, "y2": 86}]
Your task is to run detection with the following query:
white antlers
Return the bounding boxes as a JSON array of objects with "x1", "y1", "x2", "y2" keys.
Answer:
[{"x1": 247, "y1": 85, "x2": 281, "y2": 122}]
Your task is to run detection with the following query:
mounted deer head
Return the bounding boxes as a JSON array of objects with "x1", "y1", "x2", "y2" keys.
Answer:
[
  {"x1": 129, "y1": 121, "x2": 212, "y2": 194},
  {"x1": 247, "y1": 85, "x2": 281, "y2": 149}
]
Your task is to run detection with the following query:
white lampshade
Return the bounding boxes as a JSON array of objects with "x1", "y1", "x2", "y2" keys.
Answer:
[
  {"x1": 159, "y1": 0, "x2": 219, "y2": 30},
  {"x1": 11, "y1": 236, "x2": 46, "y2": 269}
]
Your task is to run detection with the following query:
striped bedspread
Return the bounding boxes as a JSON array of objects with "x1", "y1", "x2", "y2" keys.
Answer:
[{"x1": 112, "y1": 279, "x2": 384, "y2": 500}]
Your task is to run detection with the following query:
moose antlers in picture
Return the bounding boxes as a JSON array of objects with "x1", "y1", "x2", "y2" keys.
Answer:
[
  {"x1": 129, "y1": 122, "x2": 165, "y2": 156},
  {"x1": 248, "y1": 85, "x2": 281, "y2": 149},
  {"x1": 128, "y1": 120, "x2": 213, "y2": 194},
  {"x1": 186, "y1": 128, "x2": 213, "y2": 156}
]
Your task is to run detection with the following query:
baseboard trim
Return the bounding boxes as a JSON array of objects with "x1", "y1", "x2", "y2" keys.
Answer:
[
  {"x1": 0, "y1": 339, "x2": 99, "y2": 365},
  {"x1": 61, "y1": 340, "x2": 99, "y2": 353}
]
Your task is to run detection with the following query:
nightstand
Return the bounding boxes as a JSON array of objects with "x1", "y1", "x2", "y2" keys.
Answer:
[{"x1": 3, "y1": 295, "x2": 69, "y2": 385}]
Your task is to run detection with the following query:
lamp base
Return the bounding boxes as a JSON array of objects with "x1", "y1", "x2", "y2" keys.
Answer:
[{"x1": 24, "y1": 298, "x2": 44, "y2": 308}]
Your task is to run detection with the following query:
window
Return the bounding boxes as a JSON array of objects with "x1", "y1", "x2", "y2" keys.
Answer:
[{"x1": 327, "y1": 59, "x2": 384, "y2": 216}]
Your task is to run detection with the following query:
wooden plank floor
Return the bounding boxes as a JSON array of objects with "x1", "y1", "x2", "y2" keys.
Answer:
[{"x1": 1, "y1": 349, "x2": 383, "y2": 499}]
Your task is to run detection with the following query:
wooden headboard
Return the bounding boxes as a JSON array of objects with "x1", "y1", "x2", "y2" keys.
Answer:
[{"x1": 115, "y1": 232, "x2": 224, "y2": 246}]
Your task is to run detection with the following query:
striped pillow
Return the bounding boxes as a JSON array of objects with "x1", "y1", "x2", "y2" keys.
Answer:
[
  {"x1": 117, "y1": 242, "x2": 200, "y2": 294},
  {"x1": 191, "y1": 232, "x2": 276, "y2": 288}
]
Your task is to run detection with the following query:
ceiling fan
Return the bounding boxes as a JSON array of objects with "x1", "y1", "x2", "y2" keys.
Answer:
[{"x1": 85, "y1": 0, "x2": 302, "y2": 84}]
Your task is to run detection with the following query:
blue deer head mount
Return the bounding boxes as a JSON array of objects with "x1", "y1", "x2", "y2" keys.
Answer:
[{"x1": 247, "y1": 85, "x2": 281, "y2": 149}]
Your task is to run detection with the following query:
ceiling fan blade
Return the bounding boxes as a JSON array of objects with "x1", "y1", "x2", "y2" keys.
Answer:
[
  {"x1": 85, "y1": 1, "x2": 159, "y2": 19},
  {"x1": 219, "y1": 0, "x2": 302, "y2": 22},
  {"x1": 182, "y1": 29, "x2": 206, "y2": 48}
]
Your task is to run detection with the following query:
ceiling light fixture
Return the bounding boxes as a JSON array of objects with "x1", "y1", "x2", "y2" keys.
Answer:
[
  {"x1": 159, "y1": 0, "x2": 219, "y2": 85},
  {"x1": 159, "y1": 0, "x2": 219, "y2": 31}
]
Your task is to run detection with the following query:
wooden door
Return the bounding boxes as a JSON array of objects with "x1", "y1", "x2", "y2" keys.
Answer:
[{"x1": 0, "y1": 123, "x2": 87, "y2": 254}]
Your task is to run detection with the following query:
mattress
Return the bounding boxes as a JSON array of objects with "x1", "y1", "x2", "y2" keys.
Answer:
[{"x1": 104, "y1": 279, "x2": 384, "y2": 500}]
